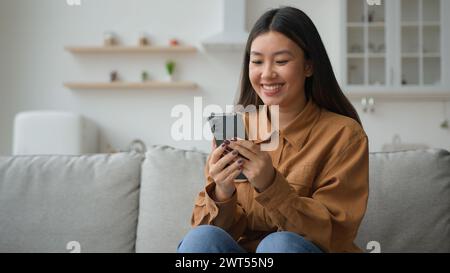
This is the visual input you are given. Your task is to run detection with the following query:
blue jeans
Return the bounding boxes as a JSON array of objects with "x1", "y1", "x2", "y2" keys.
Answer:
[{"x1": 177, "y1": 225, "x2": 323, "y2": 253}]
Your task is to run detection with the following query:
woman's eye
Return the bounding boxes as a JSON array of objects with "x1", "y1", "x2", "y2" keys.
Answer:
[
  {"x1": 276, "y1": 60, "x2": 289, "y2": 65},
  {"x1": 251, "y1": 60, "x2": 263, "y2": 65}
]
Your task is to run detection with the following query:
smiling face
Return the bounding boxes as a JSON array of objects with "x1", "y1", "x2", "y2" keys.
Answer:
[{"x1": 249, "y1": 31, "x2": 313, "y2": 109}]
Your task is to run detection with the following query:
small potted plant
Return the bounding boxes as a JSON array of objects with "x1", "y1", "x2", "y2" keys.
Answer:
[
  {"x1": 165, "y1": 60, "x2": 176, "y2": 81},
  {"x1": 141, "y1": 70, "x2": 149, "y2": 82}
]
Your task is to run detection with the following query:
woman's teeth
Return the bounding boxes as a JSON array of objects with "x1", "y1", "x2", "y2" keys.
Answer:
[
  {"x1": 262, "y1": 84, "x2": 283, "y2": 90},
  {"x1": 262, "y1": 84, "x2": 284, "y2": 94},
  {"x1": 261, "y1": 84, "x2": 284, "y2": 97}
]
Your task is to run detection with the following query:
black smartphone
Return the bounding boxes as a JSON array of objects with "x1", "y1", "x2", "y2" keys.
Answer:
[{"x1": 207, "y1": 112, "x2": 247, "y2": 180}]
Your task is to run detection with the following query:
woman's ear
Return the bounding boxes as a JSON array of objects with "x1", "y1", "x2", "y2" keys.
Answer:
[{"x1": 304, "y1": 60, "x2": 313, "y2": 77}]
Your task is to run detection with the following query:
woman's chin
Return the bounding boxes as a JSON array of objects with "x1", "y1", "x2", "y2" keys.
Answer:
[{"x1": 261, "y1": 96, "x2": 283, "y2": 106}]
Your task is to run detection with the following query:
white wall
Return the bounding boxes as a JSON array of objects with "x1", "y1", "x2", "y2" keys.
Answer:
[{"x1": 0, "y1": 0, "x2": 449, "y2": 155}]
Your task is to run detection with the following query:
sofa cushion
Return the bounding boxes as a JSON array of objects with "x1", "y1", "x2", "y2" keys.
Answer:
[
  {"x1": 136, "y1": 145, "x2": 207, "y2": 253},
  {"x1": 355, "y1": 149, "x2": 450, "y2": 253},
  {"x1": 0, "y1": 152, "x2": 143, "y2": 252}
]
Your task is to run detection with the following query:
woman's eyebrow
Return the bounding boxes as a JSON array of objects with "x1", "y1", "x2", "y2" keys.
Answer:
[{"x1": 250, "y1": 50, "x2": 294, "y2": 57}]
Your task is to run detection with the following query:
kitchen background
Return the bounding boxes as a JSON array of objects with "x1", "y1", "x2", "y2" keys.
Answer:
[{"x1": 0, "y1": 0, "x2": 449, "y2": 155}]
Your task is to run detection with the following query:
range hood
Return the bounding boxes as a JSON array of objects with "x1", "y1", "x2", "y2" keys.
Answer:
[{"x1": 202, "y1": 0, "x2": 249, "y2": 51}]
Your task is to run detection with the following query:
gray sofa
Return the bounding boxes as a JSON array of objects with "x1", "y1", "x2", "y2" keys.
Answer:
[{"x1": 0, "y1": 146, "x2": 449, "y2": 253}]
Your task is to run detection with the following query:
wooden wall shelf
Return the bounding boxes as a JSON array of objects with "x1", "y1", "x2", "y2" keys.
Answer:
[
  {"x1": 65, "y1": 46, "x2": 197, "y2": 53},
  {"x1": 64, "y1": 81, "x2": 198, "y2": 90}
]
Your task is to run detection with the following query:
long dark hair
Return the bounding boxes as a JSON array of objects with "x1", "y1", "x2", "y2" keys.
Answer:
[{"x1": 237, "y1": 6, "x2": 362, "y2": 125}]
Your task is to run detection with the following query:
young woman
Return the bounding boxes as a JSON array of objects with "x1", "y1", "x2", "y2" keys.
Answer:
[{"x1": 178, "y1": 6, "x2": 369, "y2": 253}]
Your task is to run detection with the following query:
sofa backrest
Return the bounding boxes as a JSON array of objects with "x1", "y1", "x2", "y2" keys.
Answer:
[
  {"x1": 355, "y1": 149, "x2": 450, "y2": 253},
  {"x1": 136, "y1": 146, "x2": 450, "y2": 253},
  {"x1": 1, "y1": 147, "x2": 449, "y2": 253},
  {"x1": 0, "y1": 152, "x2": 144, "y2": 252},
  {"x1": 136, "y1": 145, "x2": 207, "y2": 253}
]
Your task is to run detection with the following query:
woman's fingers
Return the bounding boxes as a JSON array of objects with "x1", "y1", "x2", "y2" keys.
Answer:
[
  {"x1": 212, "y1": 148, "x2": 240, "y2": 174},
  {"x1": 223, "y1": 158, "x2": 244, "y2": 178},
  {"x1": 233, "y1": 140, "x2": 260, "y2": 155},
  {"x1": 228, "y1": 142, "x2": 257, "y2": 161},
  {"x1": 223, "y1": 169, "x2": 242, "y2": 184},
  {"x1": 215, "y1": 160, "x2": 244, "y2": 185},
  {"x1": 209, "y1": 140, "x2": 229, "y2": 164},
  {"x1": 211, "y1": 138, "x2": 217, "y2": 150}
]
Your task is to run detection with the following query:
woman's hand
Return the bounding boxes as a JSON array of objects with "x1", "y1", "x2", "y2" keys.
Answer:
[
  {"x1": 208, "y1": 140, "x2": 245, "y2": 201},
  {"x1": 228, "y1": 139, "x2": 275, "y2": 192}
]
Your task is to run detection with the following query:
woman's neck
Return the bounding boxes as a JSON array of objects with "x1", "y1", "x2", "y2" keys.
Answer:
[{"x1": 278, "y1": 98, "x2": 307, "y2": 130}]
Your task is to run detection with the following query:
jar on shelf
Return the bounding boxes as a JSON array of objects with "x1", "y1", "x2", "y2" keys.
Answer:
[
  {"x1": 110, "y1": 71, "x2": 119, "y2": 82},
  {"x1": 104, "y1": 31, "x2": 117, "y2": 46},
  {"x1": 139, "y1": 32, "x2": 149, "y2": 46},
  {"x1": 169, "y1": 38, "x2": 179, "y2": 46}
]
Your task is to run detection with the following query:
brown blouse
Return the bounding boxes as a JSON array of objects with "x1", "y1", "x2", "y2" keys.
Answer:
[{"x1": 191, "y1": 99, "x2": 369, "y2": 253}]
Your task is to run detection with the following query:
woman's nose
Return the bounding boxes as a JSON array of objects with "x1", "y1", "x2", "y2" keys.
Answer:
[{"x1": 261, "y1": 65, "x2": 276, "y2": 79}]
